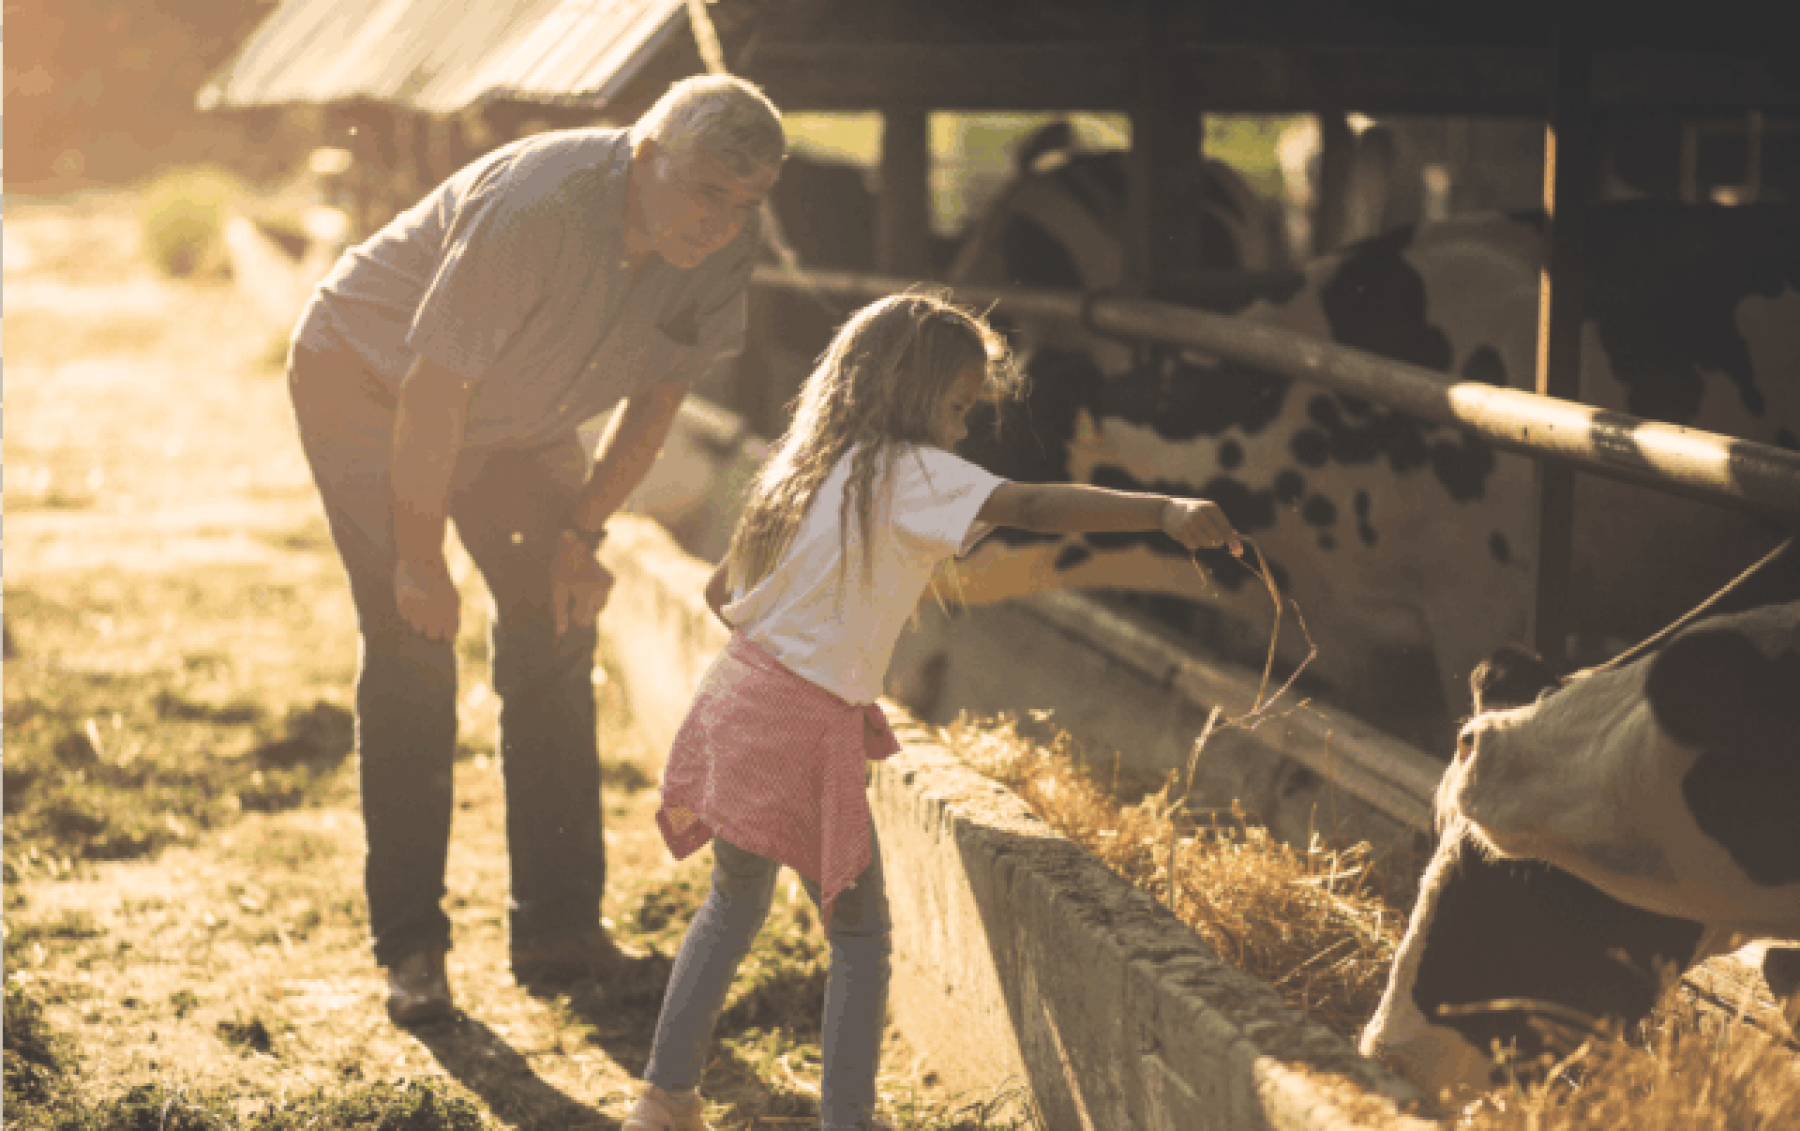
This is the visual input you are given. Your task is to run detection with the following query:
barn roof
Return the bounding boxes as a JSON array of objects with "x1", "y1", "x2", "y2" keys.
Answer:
[{"x1": 196, "y1": 0, "x2": 688, "y2": 114}]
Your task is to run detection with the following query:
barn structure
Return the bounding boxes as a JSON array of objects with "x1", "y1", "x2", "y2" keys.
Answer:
[
  {"x1": 203, "y1": 0, "x2": 1800, "y2": 664},
  {"x1": 202, "y1": 0, "x2": 1800, "y2": 1116}
]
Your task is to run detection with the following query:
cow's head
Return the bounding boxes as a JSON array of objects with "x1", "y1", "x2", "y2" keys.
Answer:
[
  {"x1": 1366, "y1": 657, "x2": 1707, "y2": 1104},
  {"x1": 1361, "y1": 820, "x2": 1708, "y2": 1106},
  {"x1": 1448, "y1": 605, "x2": 1800, "y2": 928}
]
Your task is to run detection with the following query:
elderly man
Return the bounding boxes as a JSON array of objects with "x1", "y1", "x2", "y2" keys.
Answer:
[{"x1": 287, "y1": 76, "x2": 784, "y2": 1025}]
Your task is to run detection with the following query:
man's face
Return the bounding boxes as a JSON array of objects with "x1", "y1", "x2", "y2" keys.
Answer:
[{"x1": 636, "y1": 139, "x2": 778, "y2": 269}]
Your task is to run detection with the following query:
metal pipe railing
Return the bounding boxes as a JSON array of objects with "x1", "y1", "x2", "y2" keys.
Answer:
[{"x1": 751, "y1": 265, "x2": 1800, "y2": 524}]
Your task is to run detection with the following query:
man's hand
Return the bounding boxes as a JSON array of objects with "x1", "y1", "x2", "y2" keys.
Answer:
[
  {"x1": 395, "y1": 556, "x2": 462, "y2": 641},
  {"x1": 552, "y1": 531, "x2": 615, "y2": 635},
  {"x1": 1160, "y1": 498, "x2": 1243, "y2": 555}
]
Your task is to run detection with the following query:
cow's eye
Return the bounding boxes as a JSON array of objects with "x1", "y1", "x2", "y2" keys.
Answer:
[{"x1": 1455, "y1": 727, "x2": 1475, "y2": 762}]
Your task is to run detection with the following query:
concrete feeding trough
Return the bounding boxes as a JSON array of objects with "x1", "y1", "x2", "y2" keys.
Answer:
[{"x1": 599, "y1": 513, "x2": 1436, "y2": 1130}]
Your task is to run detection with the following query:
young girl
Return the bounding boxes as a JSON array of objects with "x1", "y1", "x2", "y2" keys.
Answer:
[{"x1": 625, "y1": 293, "x2": 1240, "y2": 1131}]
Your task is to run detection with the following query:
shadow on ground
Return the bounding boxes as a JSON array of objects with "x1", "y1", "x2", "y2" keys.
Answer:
[{"x1": 409, "y1": 1012, "x2": 617, "y2": 1130}]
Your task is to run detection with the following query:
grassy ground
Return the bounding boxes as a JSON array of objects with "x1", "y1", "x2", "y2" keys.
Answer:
[{"x1": 2, "y1": 192, "x2": 1033, "y2": 1130}]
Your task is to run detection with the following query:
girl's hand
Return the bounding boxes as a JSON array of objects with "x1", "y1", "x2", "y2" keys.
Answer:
[{"x1": 1161, "y1": 498, "x2": 1243, "y2": 556}]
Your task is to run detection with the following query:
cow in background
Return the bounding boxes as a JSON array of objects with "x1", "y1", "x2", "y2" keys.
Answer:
[
  {"x1": 950, "y1": 202, "x2": 1800, "y2": 744},
  {"x1": 947, "y1": 122, "x2": 1287, "y2": 373},
  {"x1": 1276, "y1": 112, "x2": 1800, "y2": 262}
]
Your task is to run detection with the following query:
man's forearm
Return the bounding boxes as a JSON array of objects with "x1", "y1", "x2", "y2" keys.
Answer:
[
  {"x1": 570, "y1": 378, "x2": 689, "y2": 534},
  {"x1": 391, "y1": 356, "x2": 475, "y2": 563}
]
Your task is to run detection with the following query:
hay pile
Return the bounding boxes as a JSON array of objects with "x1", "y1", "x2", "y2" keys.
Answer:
[
  {"x1": 946, "y1": 715, "x2": 1800, "y2": 1125},
  {"x1": 946, "y1": 713, "x2": 1400, "y2": 1038},
  {"x1": 1459, "y1": 1014, "x2": 1800, "y2": 1129}
]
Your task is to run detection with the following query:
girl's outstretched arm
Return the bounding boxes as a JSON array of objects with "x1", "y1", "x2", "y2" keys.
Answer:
[{"x1": 978, "y1": 481, "x2": 1242, "y2": 555}]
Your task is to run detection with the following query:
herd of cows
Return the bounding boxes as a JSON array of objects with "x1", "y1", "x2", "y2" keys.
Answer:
[{"x1": 754, "y1": 127, "x2": 1799, "y2": 1101}]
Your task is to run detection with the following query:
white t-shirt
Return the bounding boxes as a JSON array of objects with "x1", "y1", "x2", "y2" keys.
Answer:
[{"x1": 725, "y1": 444, "x2": 1006, "y2": 704}]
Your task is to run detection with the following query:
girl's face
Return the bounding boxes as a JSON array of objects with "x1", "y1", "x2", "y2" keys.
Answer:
[{"x1": 931, "y1": 361, "x2": 987, "y2": 449}]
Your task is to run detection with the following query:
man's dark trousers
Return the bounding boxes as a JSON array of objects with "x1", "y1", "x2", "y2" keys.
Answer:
[{"x1": 289, "y1": 343, "x2": 605, "y2": 967}]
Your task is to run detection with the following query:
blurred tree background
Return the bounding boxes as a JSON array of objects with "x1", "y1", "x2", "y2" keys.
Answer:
[{"x1": 4, "y1": 0, "x2": 312, "y2": 190}]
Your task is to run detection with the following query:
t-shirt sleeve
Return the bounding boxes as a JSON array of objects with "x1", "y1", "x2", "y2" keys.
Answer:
[
  {"x1": 406, "y1": 173, "x2": 559, "y2": 381},
  {"x1": 888, "y1": 447, "x2": 1007, "y2": 563}
]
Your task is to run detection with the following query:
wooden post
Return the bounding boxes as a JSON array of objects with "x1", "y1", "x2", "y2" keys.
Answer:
[
  {"x1": 1125, "y1": 0, "x2": 1199, "y2": 297},
  {"x1": 1313, "y1": 112, "x2": 1353, "y2": 255},
  {"x1": 1679, "y1": 119, "x2": 1700, "y2": 203},
  {"x1": 1746, "y1": 109, "x2": 1765, "y2": 202},
  {"x1": 875, "y1": 107, "x2": 931, "y2": 277},
  {"x1": 1531, "y1": 9, "x2": 1595, "y2": 668}
]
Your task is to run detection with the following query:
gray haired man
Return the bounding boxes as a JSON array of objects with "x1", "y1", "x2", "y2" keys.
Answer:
[{"x1": 287, "y1": 76, "x2": 785, "y2": 1025}]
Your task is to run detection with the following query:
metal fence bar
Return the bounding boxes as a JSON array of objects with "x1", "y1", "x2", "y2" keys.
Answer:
[{"x1": 750, "y1": 265, "x2": 1800, "y2": 525}]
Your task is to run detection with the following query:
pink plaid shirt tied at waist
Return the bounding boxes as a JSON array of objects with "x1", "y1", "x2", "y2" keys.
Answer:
[{"x1": 656, "y1": 632, "x2": 901, "y2": 924}]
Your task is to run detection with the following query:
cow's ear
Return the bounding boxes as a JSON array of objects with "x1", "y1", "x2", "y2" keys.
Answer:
[
  {"x1": 1470, "y1": 644, "x2": 1560, "y2": 713},
  {"x1": 1646, "y1": 628, "x2": 1798, "y2": 749}
]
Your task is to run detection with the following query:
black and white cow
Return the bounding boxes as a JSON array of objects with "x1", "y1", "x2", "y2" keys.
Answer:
[
  {"x1": 1449, "y1": 607, "x2": 1800, "y2": 937},
  {"x1": 946, "y1": 124, "x2": 1288, "y2": 373},
  {"x1": 1359, "y1": 818, "x2": 1721, "y2": 1102},
  {"x1": 954, "y1": 201, "x2": 1800, "y2": 739},
  {"x1": 1363, "y1": 556, "x2": 1800, "y2": 1102}
]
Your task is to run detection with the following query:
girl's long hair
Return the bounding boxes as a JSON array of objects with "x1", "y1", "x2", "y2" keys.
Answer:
[{"x1": 725, "y1": 291, "x2": 1020, "y2": 597}]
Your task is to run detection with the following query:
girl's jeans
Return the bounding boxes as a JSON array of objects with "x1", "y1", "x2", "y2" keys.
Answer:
[{"x1": 646, "y1": 833, "x2": 892, "y2": 1131}]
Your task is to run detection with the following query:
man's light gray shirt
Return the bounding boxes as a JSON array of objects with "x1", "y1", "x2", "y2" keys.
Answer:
[{"x1": 295, "y1": 127, "x2": 755, "y2": 450}]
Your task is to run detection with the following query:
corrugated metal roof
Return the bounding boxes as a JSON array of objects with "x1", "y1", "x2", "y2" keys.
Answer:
[{"x1": 198, "y1": 0, "x2": 688, "y2": 113}]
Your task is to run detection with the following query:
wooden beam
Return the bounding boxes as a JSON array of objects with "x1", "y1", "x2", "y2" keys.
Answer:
[
  {"x1": 745, "y1": 43, "x2": 1134, "y2": 111},
  {"x1": 1593, "y1": 49, "x2": 1800, "y2": 111},
  {"x1": 875, "y1": 107, "x2": 932, "y2": 277},
  {"x1": 1531, "y1": 11, "x2": 1597, "y2": 669},
  {"x1": 741, "y1": 43, "x2": 1800, "y2": 115},
  {"x1": 752, "y1": 265, "x2": 1800, "y2": 525}
]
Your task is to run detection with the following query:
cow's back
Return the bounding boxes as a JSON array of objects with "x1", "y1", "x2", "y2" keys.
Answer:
[{"x1": 954, "y1": 203, "x2": 1800, "y2": 741}]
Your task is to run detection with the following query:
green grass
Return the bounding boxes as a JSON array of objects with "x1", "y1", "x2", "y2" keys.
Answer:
[
  {"x1": 782, "y1": 110, "x2": 1294, "y2": 234},
  {"x1": 138, "y1": 166, "x2": 247, "y2": 279},
  {"x1": 2, "y1": 1074, "x2": 491, "y2": 1131},
  {"x1": 1205, "y1": 115, "x2": 1297, "y2": 197},
  {"x1": 2, "y1": 571, "x2": 357, "y2": 880},
  {"x1": 3, "y1": 981, "x2": 489, "y2": 1130},
  {"x1": 5, "y1": 982, "x2": 70, "y2": 1108}
]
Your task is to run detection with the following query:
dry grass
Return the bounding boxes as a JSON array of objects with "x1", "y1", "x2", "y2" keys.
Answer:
[
  {"x1": 946, "y1": 713, "x2": 1402, "y2": 1038},
  {"x1": 1458, "y1": 1013, "x2": 1800, "y2": 1129},
  {"x1": 947, "y1": 715, "x2": 1800, "y2": 1124}
]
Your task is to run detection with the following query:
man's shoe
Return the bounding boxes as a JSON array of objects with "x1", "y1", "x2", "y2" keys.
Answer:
[
  {"x1": 385, "y1": 948, "x2": 455, "y2": 1026},
  {"x1": 511, "y1": 926, "x2": 640, "y2": 988}
]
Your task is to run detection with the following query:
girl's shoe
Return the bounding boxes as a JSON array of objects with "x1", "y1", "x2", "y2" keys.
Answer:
[{"x1": 622, "y1": 1085, "x2": 711, "y2": 1131}]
